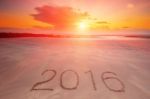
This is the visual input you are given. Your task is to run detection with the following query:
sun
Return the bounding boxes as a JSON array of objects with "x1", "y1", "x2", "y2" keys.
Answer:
[
  {"x1": 78, "y1": 21, "x2": 88, "y2": 30},
  {"x1": 77, "y1": 20, "x2": 89, "y2": 31}
]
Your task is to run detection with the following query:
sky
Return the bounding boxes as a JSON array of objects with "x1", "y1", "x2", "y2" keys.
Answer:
[{"x1": 0, "y1": 0, "x2": 149, "y2": 33}]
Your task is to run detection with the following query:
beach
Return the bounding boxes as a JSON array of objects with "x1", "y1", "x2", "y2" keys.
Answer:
[{"x1": 0, "y1": 37, "x2": 150, "y2": 99}]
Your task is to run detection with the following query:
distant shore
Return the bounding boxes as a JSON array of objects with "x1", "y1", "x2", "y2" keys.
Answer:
[{"x1": 0, "y1": 32, "x2": 150, "y2": 39}]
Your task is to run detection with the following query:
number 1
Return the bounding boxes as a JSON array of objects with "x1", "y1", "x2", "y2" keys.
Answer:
[{"x1": 85, "y1": 70, "x2": 97, "y2": 90}]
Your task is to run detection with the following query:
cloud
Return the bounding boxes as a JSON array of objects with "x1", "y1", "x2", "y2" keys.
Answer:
[
  {"x1": 32, "y1": 5, "x2": 90, "y2": 30},
  {"x1": 96, "y1": 21, "x2": 109, "y2": 24}
]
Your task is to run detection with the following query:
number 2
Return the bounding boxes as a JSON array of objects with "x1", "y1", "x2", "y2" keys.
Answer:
[{"x1": 31, "y1": 69, "x2": 56, "y2": 91}]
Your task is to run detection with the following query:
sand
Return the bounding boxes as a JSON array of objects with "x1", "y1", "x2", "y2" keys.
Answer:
[{"x1": 0, "y1": 37, "x2": 150, "y2": 99}]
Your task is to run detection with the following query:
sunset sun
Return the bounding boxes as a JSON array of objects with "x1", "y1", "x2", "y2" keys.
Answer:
[
  {"x1": 78, "y1": 22, "x2": 88, "y2": 30},
  {"x1": 77, "y1": 20, "x2": 90, "y2": 31}
]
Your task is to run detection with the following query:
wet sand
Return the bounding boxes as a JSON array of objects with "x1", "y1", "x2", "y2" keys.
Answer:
[{"x1": 0, "y1": 37, "x2": 150, "y2": 99}]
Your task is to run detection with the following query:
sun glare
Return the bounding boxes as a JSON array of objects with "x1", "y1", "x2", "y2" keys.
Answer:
[
  {"x1": 79, "y1": 22, "x2": 87, "y2": 30},
  {"x1": 77, "y1": 20, "x2": 89, "y2": 31}
]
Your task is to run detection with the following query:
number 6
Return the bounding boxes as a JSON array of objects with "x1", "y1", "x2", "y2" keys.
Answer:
[{"x1": 101, "y1": 71, "x2": 125, "y2": 92}]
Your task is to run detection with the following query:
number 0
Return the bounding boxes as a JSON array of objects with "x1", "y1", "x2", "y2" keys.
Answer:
[{"x1": 60, "y1": 70, "x2": 79, "y2": 90}]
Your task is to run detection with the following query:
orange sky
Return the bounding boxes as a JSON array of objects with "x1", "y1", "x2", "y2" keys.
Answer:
[{"x1": 0, "y1": 0, "x2": 149, "y2": 31}]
